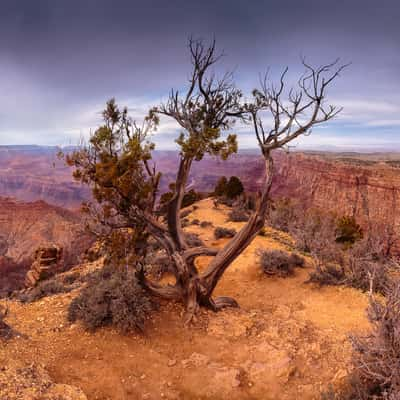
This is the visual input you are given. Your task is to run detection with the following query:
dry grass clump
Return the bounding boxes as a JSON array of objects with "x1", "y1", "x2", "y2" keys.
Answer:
[
  {"x1": 185, "y1": 232, "x2": 204, "y2": 247},
  {"x1": 68, "y1": 267, "x2": 155, "y2": 333},
  {"x1": 228, "y1": 207, "x2": 250, "y2": 222},
  {"x1": 258, "y1": 249, "x2": 305, "y2": 277},
  {"x1": 16, "y1": 278, "x2": 73, "y2": 303},
  {"x1": 214, "y1": 227, "x2": 237, "y2": 239},
  {"x1": 308, "y1": 241, "x2": 394, "y2": 295},
  {"x1": 200, "y1": 221, "x2": 213, "y2": 228}
]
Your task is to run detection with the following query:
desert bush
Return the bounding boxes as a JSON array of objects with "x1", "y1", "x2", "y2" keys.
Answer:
[
  {"x1": 268, "y1": 198, "x2": 296, "y2": 233},
  {"x1": 68, "y1": 267, "x2": 155, "y2": 333},
  {"x1": 17, "y1": 278, "x2": 72, "y2": 303},
  {"x1": 200, "y1": 221, "x2": 213, "y2": 228},
  {"x1": 180, "y1": 209, "x2": 192, "y2": 219},
  {"x1": 307, "y1": 261, "x2": 346, "y2": 286},
  {"x1": 185, "y1": 232, "x2": 204, "y2": 247},
  {"x1": 181, "y1": 218, "x2": 190, "y2": 227},
  {"x1": 348, "y1": 283, "x2": 400, "y2": 399},
  {"x1": 258, "y1": 249, "x2": 305, "y2": 277},
  {"x1": 308, "y1": 252, "x2": 392, "y2": 295},
  {"x1": 214, "y1": 227, "x2": 237, "y2": 239},
  {"x1": 335, "y1": 215, "x2": 363, "y2": 246},
  {"x1": 228, "y1": 207, "x2": 250, "y2": 222}
]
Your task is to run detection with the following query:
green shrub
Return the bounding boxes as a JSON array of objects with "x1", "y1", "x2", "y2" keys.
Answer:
[
  {"x1": 213, "y1": 176, "x2": 228, "y2": 197},
  {"x1": 225, "y1": 176, "x2": 244, "y2": 199}
]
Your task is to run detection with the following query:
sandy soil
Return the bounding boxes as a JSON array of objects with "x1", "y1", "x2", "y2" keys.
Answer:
[{"x1": 0, "y1": 198, "x2": 370, "y2": 399}]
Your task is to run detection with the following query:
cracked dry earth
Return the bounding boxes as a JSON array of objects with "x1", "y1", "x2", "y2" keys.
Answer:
[{"x1": 0, "y1": 199, "x2": 370, "y2": 399}]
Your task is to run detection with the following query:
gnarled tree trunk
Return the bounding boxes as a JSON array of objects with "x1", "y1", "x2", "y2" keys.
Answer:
[{"x1": 141, "y1": 153, "x2": 274, "y2": 322}]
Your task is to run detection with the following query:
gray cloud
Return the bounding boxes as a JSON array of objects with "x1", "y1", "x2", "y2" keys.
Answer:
[{"x1": 0, "y1": 0, "x2": 399, "y2": 148}]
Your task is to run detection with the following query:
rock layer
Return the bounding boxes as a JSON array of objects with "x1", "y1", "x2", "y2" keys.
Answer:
[{"x1": 25, "y1": 246, "x2": 63, "y2": 287}]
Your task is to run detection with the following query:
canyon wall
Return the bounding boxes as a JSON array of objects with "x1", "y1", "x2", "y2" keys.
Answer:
[
  {"x1": 0, "y1": 197, "x2": 90, "y2": 262},
  {"x1": 272, "y1": 153, "x2": 400, "y2": 252},
  {"x1": 0, "y1": 146, "x2": 90, "y2": 208}
]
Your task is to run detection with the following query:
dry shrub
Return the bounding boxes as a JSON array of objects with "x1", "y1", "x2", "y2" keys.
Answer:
[
  {"x1": 16, "y1": 278, "x2": 73, "y2": 303},
  {"x1": 308, "y1": 244, "x2": 393, "y2": 295},
  {"x1": 258, "y1": 249, "x2": 305, "y2": 277},
  {"x1": 228, "y1": 207, "x2": 250, "y2": 222},
  {"x1": 68, "y1": 267, "x2": 155, "y2": 333},
  {"x1": 214, "y1": 227, "x2": 237, "y2": 239},
  {"x1": 181, "y1": 218, "x2": 190, "y2": 228},
  {"x1": 200, "y1": 221, "x2": 213, "y2": 228},
  {"x1": 185, "y1": 232, "x2": 204, "y2": 247},
  {"x1": 348, "y1": 283, "x2": 400, "y2": 399},
  {"x1": 180, "y1": 209, "x2": 192, "y2": 219}
]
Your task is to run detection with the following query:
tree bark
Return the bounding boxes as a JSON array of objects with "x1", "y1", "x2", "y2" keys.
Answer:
[
  {"x1": 142, "y1": 153, "x2": 274, "y2": 323},
  {"x1": 166, "y1": 157, "x2": 193, "y2": 250}
]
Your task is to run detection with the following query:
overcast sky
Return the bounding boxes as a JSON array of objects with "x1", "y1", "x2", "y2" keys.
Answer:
[{"x1": 0, "y1": 0, "x2": 399, "y2": 151}]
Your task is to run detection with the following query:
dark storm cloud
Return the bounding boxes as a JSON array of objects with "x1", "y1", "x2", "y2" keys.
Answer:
[{"x1": 0, "y1": 0, "x2": 399, "y2": 149}]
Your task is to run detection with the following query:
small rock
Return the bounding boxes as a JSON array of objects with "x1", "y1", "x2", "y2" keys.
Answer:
[{"x1": 168, "y1": 359, "x2": 177, "y2": 367}]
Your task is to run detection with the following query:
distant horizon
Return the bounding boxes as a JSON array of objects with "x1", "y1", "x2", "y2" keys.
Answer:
[{"x1": 2, "y1": 143, "x2": 400, "y2": 155}]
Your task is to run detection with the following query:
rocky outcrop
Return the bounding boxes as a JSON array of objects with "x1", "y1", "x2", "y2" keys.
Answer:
[
  {"x1": 25, "y1": 246, "x2": 63, "y2": 287},
  {"x1": 0, "y1": 197, "x2": 91, "y2": 263}
]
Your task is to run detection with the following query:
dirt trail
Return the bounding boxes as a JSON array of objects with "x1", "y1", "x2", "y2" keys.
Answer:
[{"x1": 1, "y1": 198, "x2": 369, "y2": 399}]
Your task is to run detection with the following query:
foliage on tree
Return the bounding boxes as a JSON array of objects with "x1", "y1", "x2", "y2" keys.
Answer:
[
  {"x1": 213, "y1": 175, "x2": 244, "y2": 199},
  {"x1": 213, "y1": 176, "x2": 228, "y2": 197},
  {"x1": 67, "y1": 38, "x2": 346, "y2": 323}
]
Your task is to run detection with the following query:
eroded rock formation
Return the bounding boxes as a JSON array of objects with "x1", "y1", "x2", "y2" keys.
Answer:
[{"x1": 25, "y1": 246, "x2": 63, "y2": 287}]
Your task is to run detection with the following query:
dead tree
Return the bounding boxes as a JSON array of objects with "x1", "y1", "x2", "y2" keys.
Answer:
[{"x1": 68, "y1": 39, "x2": 346, "y2": 323}]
